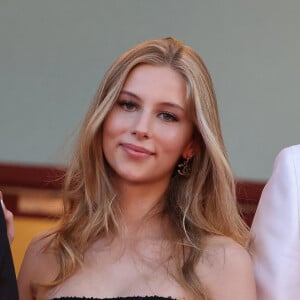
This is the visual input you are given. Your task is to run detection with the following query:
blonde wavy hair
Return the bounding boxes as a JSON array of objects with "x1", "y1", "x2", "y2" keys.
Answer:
[{"x1": 46, "y1": 37, "x2": 250, "y2": 299}]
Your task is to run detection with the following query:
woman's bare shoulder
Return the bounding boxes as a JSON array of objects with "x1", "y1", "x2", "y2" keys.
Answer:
[
  {"x1": 204, "y1": 235, "x2": 249, "y2": 257},
  {"x1": 24, "y1": 230, "x2": 58, "y2": 262},
  {"x1": 18, "y1": 229, "x2": 59, "y2": 284},
  {"x1": 197, "y1": 235, "x2": 256, "y2": 300}
]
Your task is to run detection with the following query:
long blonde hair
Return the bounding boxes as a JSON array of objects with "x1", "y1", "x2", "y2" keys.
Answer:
[{"x1": 47, "y1": 37, "x2": 249, "y2": 299}]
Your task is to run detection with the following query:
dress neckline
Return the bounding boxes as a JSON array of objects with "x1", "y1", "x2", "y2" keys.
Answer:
[{"x1": 51, "y1": 296, "x2": 176, "y2": 300}]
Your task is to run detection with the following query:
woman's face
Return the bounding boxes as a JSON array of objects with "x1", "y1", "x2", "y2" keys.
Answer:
[{"x1": 102, "y1": 64, "x2": 195, "y2": 187}]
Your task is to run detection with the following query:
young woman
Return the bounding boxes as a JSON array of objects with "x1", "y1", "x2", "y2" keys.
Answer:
[{"x1": 18, "y1": 37, "x2": 256, "y2": 300}]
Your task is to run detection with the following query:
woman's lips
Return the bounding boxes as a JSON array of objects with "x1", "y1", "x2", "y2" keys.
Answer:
[{"x1": 121, "y1": 143, "x2": 154, "y2": 158}]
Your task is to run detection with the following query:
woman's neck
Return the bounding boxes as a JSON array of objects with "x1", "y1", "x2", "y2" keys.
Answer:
[{"x1": 114, "y1": 179, "x2": 170, "y2": 237}]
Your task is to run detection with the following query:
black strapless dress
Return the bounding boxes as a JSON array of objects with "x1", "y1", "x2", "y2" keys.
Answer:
[{"x1": 51, "y1": 297, "x2": 176, "y2": 300}]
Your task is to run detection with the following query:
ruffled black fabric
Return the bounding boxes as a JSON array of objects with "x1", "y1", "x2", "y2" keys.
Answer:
[{"x1": 51, "y1": 297, "x2": 176, "y2": 300}]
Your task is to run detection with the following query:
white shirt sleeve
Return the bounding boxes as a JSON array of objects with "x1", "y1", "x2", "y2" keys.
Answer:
[{"x1": 250, "y1": 145, "x2": 300, "y2": 300}]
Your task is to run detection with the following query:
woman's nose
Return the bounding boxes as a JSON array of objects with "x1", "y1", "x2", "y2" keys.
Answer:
[{"x1": 131, "y1": 110, "x2": 152, "y2": 139}]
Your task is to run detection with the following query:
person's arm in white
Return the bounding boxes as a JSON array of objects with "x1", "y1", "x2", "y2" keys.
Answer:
[{"x1": 250, "y1": 145, "x2": 300, "y2": 300}]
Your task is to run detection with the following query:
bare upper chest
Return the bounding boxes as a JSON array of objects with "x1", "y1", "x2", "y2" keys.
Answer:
[{"x1": 45, "y1": 240, "x2": 186, "y2": 300}]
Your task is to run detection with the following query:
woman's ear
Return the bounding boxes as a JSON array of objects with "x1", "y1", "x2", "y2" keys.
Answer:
[{"x1": 182, "y1": 138, "x2": 199, "y2": 159}]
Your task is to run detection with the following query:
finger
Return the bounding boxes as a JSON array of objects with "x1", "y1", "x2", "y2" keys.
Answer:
[
  {"x1": 5, "y1": 210, "x2": 15, "y2": 244},
  {"x1": 0, "y1": 190, "x2": 6, "y2": 212},
  {"x1": 0, "y1": 191, "x2": 15, "y2": 244},
  {"x1": 0, "y1": 190, "x2": 3, "y2": 207}
]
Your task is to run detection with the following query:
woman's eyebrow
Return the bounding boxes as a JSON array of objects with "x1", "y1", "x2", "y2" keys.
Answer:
[
  {"x1": 119, "y1": 90, "x2": 140, "y2": 100},
  {"x1": 159, "y1": 102, "x2": 185, "y2": 112}
]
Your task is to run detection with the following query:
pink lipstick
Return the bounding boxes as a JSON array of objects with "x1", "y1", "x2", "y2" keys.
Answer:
[{"x1": 121, "y1": 143, "x2": 154, "y2": 158}]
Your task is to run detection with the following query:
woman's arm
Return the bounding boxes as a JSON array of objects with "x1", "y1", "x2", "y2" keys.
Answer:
[
  {"x1": 198, "y1": 236, "x2": 256, "y2": 300},
  {"x1": 18, "y1": 232, "x2": 58, "y2": 300}
]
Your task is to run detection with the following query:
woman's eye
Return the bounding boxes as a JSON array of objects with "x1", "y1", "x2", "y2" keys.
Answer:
[
  {"x1": 118, "y1": 100, "x2": 137, "y2": 112},
  {"x1": 159, "y1": 112, "x2": 178, "y2": 122}
]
